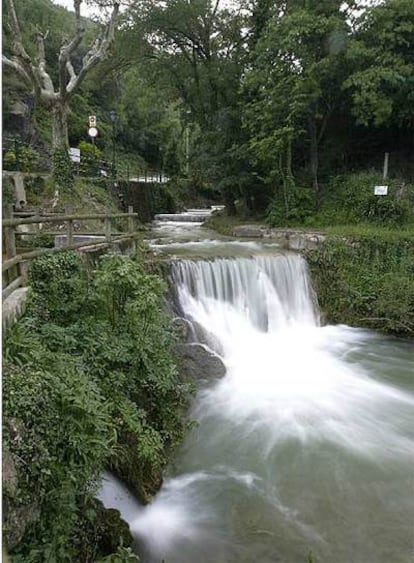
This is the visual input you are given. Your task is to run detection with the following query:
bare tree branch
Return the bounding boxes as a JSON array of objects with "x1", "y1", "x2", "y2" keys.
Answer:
[
  {"x1": 36, "y1": 31, "x2": 55, "y2": 93},
  {"x1": 6, "y1": 0, "x2": 42, "y2": 96},
  {"x1": 66, "y1": 59, "x2": 77, "y2": 91},
  {"x1": 2, "y1": 54, "x2": 32, "y2": 84},
  {"x1": 66, "y1": 2, "x2": 120, "y2": 98},
  {"x1": 58, "y1": 0, "x2": 85, "y2": 97}
]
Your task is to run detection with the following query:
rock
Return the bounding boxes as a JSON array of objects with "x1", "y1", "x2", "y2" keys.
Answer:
[
  {"x1": 175, "y1": 343, "x2": 226, "y2": 382},
  {"x1": 2, "y1": 448, "x2": 18, "y2": 497},
  {"x1": 2, "y1": 288, "x2": 29, "y2": 329},
  {"x1": 232, "y1": 225, "x2": 266, "y2": 238},
  {"x1": 92, "y1": 499, "x2": 133, "y2": 557},
  {"x1": 3, "y1": 498, "x2": 40, "y2": 551},
  {"x1": 10, "y1": 101, "x2": 28, "y2": 116},
  {"x1": 232, "y1": 225, "x2": 326, "y2": 248},
  {"x1": 189, "y1": 320, "x2": 224, "y2": 355},
  {"x1": 172, "y1": 317, "x2": 193, "y2": 342},
  {"x1": 3, "y1": 430, "x2": 41, "y2": 551}
]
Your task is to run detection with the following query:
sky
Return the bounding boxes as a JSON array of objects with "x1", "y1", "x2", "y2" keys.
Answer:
[{"x1": 52, "y1": 0, "x2": 99, "y2": 17}]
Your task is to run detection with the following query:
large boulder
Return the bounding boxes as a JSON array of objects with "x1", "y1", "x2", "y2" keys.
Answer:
[
  {"x1": 175, "y1": 343, "x2": 226, "y2": 383},
  {"x1": 173, "y1": 316, "x2": 224, "y2": 355}
]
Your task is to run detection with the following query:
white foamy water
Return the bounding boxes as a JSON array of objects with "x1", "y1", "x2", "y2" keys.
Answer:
[{"x1": 120, "y1": 253, "x2": 414, "y2": 562}]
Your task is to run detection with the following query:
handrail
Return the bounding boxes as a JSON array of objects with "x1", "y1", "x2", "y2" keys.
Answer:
[
  {"x1": 2, "y1": 205, "x2": 140, "y2": 300},
  {"x1": 3, "y1": 212, "x2": 138, "y2": 227}
]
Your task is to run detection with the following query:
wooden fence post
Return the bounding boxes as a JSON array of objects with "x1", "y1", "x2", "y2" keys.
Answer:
[
  {"x1": 4, "y1": 205, "x2": 18, "y2": 287},
  {"x1": 4, "y1": 205, "x2": 16, "y2": 259},
  {"x1": 66, "y1": 204, "x2": 73, "y2": 246},
  {"x1": 104, "y1": 208, "x2": 111, "y2": 242},
  {"x1": 128, "y1": 206, "x2": 134, "y2": 233}
]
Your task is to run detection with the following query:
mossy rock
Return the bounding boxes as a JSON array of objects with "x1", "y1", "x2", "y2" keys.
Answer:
[
  {"x1": 94, "y1": 499, "x2": 133, "y2": 556},
  {"x1": 110, "y1": 435, "x2": 163, "y2": 505}
]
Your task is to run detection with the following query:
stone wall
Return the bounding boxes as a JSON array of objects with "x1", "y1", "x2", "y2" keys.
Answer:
[{"x1": 232, "y1": 225, "x2": 326, "y2": 250}]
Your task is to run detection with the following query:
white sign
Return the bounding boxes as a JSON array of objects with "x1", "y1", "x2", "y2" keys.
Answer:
[
  {"x1": 89, "y1": 115, "x2": 97, "y2": 127},
  {"x1": 69, "y1": 147, "x2": 80, "y2": 163},
  {"x1": 374, "y1": 185, "x2": 388, "y2": 196},
  {"x1": 88, "y1": 126, "x2": 98, "y2": 138}
]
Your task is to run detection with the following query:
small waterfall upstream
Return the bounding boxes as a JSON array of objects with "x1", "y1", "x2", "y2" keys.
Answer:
[{"x1": 104, "y1": 252, "x2": 414, "y2": 563}]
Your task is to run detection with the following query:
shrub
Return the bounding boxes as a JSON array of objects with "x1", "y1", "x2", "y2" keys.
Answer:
[
  {"x1": 3, "y1": 145, "x2": 40, "y2": 172},
  {"x1": 3, "y1": 252, "x2": 192, "y2": 560},
  {"x1": 78, "y1": 141, "x2": 103, "y2": 177},
  {"x1": 315, "y1": 172, "x2": 414, "y2": 226},
  {"x1": 307, "y1": 231, "x2": 414, "y2": 334}
]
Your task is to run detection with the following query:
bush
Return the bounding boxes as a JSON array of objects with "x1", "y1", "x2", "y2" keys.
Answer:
[
  {"x1": 79, "y1": 141, "x2": 103, "y2": 177},
  {"x1": 3, "y1": 144, "x2": 40, "y2": 172},
  {"x1": 3, "y1": 252, "x2": 192, "y2": 560},
  {"x1": 315, "y1": 172, "x2": 414, "y2": 226},
  {"x1": 307, "y1": 231, "x2": 414, "y2": 334}
]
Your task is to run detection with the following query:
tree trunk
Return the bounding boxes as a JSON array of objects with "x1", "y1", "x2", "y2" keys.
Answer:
[
  {"x1": 52, "y1": 100, "x2": 69, "y2": 150},
  {"x1": 308, "y1": 116, "x2": 320, "y2": 208},
  {"x1": 224, "y1": 189, "x2": 237, "y2": 216}
]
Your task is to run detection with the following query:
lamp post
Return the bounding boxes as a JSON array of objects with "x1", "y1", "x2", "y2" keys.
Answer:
[{"x1": 109, "y1": 110, "x2": 117, "y2": 181}]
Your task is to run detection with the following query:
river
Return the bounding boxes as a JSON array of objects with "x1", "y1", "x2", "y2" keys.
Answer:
[{"x1": 100, "y1": 211, "x2": 414, "y2": 563}]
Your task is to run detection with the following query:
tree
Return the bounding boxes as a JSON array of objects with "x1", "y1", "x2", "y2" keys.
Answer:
[
  {"x1": 127, "y1": 0, "x2": 250, "y2": 209},
  {"x1": 344, "y1": 0, "x2": 414, "y2": 128},
  {"x1": 243, "y1": 0, "x2": 349, "y2": 213},
  {"x1": 2, "y1": 0, "x2": 119, "y2": 152}
]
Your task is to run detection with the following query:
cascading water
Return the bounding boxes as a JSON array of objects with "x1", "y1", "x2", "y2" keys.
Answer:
[{"x1": 124, "y1": 253, "x2": 413, "y2": 563}]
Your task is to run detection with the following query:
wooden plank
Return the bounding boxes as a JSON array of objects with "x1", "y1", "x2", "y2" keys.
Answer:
[{"x1": 3, "y1": 212, "x2": 139, "y2": 227}]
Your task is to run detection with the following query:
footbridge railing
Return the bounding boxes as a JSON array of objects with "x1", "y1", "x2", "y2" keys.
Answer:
[{"x1": 2, "y1": 205, "x2": 139, "y2": 301}]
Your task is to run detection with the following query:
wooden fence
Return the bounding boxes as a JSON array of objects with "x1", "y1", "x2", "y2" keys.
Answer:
[{"x1": 2, "y1": 205, "x2": 139, "y2": 301}]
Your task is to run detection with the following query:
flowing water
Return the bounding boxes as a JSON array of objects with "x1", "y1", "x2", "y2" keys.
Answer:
[{"x1": 101, "y1": 212, "x2": 414, "y2": 563}]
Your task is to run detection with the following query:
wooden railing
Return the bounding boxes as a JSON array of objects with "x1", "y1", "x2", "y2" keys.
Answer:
[{"x1": 2, "y1": 205, "x2": 139, "y2": 301}]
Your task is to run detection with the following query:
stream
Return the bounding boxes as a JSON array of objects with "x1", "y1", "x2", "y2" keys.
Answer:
[{"x1": 100, "y1": 210, "x2": 414, "y2": 563}]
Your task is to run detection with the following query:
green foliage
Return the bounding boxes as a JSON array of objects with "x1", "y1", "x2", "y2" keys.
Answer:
[
  {"x1": 3, "y1": 145, "x2": 40, "y2": 172},
  {"x1": 267, "y1": 183, "x2": 315, "y2": 226},
  {"x1": 24, "y1": 175, "x2": 47, "y2": 202},
  {"x1": 29, "y1": 252, "x2": 88, "y2": 324},
  {"x1": 19, "y1": 232, "x2": 55, "y2": 249},
  {"x1": 2, "y1": 177, "x2": 15, "y2": 207},
  {"x1": 307, "y1": 231, "x2": 414, "y2": 334},
  {"x1": 79, "y1": 140, "x2": 103, "y2": 177},
  {"x1": 53, "y1": 147, "x2": 74, "y2": 191},
  {"x1": 3, "y1": 357, "x2": 114, "y2": 561},
  {"x1": 98, "y1": 546, "x2": 140, "y2": 562},
  {"x1": 312, "y1": 172, "x2": 414, "y2": 227},
  {"x1": 151, "y1": 184, "x2": 177, "y2": 214},
  {"x1": 4, "y1": 252, "x2": 192, "y2": 560},
  {"x1": 344, "y1": 0, "x2": 414, "y2": 127}
]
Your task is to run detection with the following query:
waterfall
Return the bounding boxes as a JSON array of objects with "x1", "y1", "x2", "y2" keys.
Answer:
[
  {"x1": 172, "y1": 254, "x2": 319, "y2": 332},
  {"x1": 127, "y1": 253, "x2": 414, "y2": 563}
]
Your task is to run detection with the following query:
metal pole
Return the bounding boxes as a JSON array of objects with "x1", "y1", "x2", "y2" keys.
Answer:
[
  {"x1": 185, "y1": 125, "x2": 189, "y2": 175},
  {"x1": 383, "y1": 152, "x2": 389, "y2": 181}
]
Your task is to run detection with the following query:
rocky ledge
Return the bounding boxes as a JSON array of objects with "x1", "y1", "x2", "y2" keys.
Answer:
[{"x1": 232, "y1": 225, "x2": 326, "y2": 250}]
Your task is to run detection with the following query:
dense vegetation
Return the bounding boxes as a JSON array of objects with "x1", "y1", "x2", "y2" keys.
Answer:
[
  {"x1": 3, "y1": 0, "x2": 414, "y2": 221},
  {"x1": 3, "y1": 252, "x2": 192, "y2": 561},
  {"x1": 307, "y1": 227, "x2": 414, "y2": 335}
]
